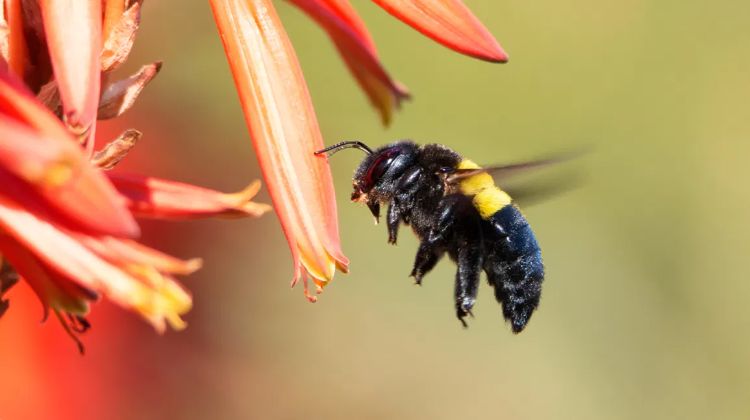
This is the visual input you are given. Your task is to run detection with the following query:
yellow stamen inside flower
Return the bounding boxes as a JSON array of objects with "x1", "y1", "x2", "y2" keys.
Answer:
[{"x1": 298, "y1": 242, "x2": 337, "y2": 287}]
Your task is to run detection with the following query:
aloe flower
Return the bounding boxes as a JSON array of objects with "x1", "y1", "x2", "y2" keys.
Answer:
[
  {"x1": 210, "y1": 0, "x2": 506, "y2": 300},
  {"x1": 0, "y1": 1, "x2": 269, "y2": 351}
]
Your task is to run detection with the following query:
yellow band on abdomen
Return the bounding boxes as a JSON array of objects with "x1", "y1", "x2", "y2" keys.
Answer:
[{"x1": 457, "y1": 159, "x2": 512, "y2": 219}]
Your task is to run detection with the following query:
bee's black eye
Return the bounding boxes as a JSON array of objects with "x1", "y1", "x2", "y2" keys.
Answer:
[{"x1": 364, "y1": 148, "x2": 400, "y2": 190}]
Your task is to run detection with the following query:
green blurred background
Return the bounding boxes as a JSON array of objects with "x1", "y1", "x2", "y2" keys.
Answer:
[{"x1": 5, "y1": 0, "x2": 750, "y2": 419}]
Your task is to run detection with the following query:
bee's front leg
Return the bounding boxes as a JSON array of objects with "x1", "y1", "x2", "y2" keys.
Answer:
[
  {"x1": 386, "y1": 203, "x2": 401, "y2": 245},
  {"x1": 410, "y1": 241, "x2": 443, "y2": 285},
  {"x1": 387, "y1": 166, "x2": 424, "y2": 245}
]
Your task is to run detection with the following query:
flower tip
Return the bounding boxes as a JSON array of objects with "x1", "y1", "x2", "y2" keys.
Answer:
[
  {"x1": 395, "y1": 82, "x2": 412, "y2": 101},
  {"x1": 109, "y1": 211, "x2": 141, "y2": 239},
  {"x1": 229, "y1": 180, "x2": 273, "y2": 217},
  {"x1": 183, "y1": 258, "x2": 203, "y2": 275},
  {"x1": 485, "y1": 45, "x2": 509, "y2": 64},
  {"x1": 379, "y1": 81, "x2": 412, "y2": 126},
  {"x1": 336, "y1": 260, "x2": 349, "y2": 274},
  {"x1": 464, "y1": 35, "x2": 508, "y2": 63},
  {"x1": 40, "y1": 305, "x2": 50, "y2": 323},
  {"x1": 167, "y1": 312, "x2": 188, "y2": 331}
]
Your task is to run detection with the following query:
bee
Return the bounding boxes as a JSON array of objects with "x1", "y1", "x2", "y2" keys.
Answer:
[{"x1": 317, "y1": 140, "x2": 561, "y2": 333}]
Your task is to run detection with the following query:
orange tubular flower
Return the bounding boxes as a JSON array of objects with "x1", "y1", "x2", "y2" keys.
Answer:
[
  {"x1": 38, "y1": 0, "x2": 102, "y2": 152},
  {"x1": 0, "y1": 71, "x2": 139, "y2": 239},
  {"x1": 210, "y1": 0, "x2": 505, "y2": 299},
  {"x1": 109, "y1": 174, "x2": 271, "y2": 219},
  {"x1": 371, "y1": 0, "x2": 508, "y2": 62},
  {"x1": 0, "y1": 76, "x2": 190, "y2": 350},
  {"x1": 0, "y1": 1, "x2": 270, "y2": 350},
  {"x1": 0, "y1": 69, "x2": 269, "y2": 350},
  {"x1": 211, "y1": 0, "x2": 348, "y2": 301},
  {"x1": 287, "y1": 0, "x2": 410, "y2": 125}
]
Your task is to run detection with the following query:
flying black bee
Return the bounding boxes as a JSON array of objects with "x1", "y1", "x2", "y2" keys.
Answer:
[{"x1": 316, "y1": 140, "x2": 559, "y2": 333}]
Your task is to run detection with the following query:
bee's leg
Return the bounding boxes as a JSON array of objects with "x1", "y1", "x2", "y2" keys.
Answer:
[
  {"x1": 386, "y1": 203, "x2": 401, "y2": 245},
  {"x1": 387, "y1": 166, "x2": 425, "y2": 245},
  {"x1": 409, "y1": 196, "x2": 461, "y2": 283},
  {"x1": 410, "y1": 241, "x2": 443, "y2": 285},
  {"x1": 429, "y1": 194, "x2": 484, "y2": 326},
  {"x1": 454, "y1": 241, "x2": 483, "y2": 327}
]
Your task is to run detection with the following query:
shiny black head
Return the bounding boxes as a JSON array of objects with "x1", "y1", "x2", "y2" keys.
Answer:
[
  {"x1": 316, "y1": 140, "x2": 419, "y2": 204},
  {"x1": 351, "y1": 141, "x2": 420, "y2": 203},
  {"x1": 316, "y1": 140, "x2": 461, "y2": 223}
]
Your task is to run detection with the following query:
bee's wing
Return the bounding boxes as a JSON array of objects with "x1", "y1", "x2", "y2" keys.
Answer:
[
  {"x1": 446, "y1": 151, "x2": 582, "y2": 184},
  {"x1": 502, "y1": 173, "x2": 584, "y2": 206},
  {"x1": 446, "y1": 151, "x2": 585, "y2": 206}
]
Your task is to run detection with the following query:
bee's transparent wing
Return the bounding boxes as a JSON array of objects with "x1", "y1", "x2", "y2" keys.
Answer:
[
  {"x1": 445, "y1": 152, "x2": 581, "y2": 185},
  {"x1": 446, "y1": 151, "x2": 585, "y2": 206}
]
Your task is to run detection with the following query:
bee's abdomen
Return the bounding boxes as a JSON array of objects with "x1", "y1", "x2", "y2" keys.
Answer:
[{"x1": 484, "y1": 205, "x2": 544, "y2": 333}]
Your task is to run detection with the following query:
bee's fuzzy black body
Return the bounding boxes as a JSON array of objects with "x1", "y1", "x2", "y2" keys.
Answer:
[{"x1": 329, "y1": 140, "x2": 544, "y2": 332}]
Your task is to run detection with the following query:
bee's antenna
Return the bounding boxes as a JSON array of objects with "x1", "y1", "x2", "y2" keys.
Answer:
[{"x1": 314, "y1": 141, "x2": 373, "y2": 157}]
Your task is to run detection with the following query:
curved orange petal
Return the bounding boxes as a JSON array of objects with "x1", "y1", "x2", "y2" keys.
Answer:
[
  {"x1": 210, "y1": 0, "x2": 348, "y2": 301},
  {"x1": 0, "y1": 196, "x2": 191, "y2": 332},
  {"x1": 38, "y1": 0, "x2": 102, "y2": 151},
  {"x1": 372, "y1": 0, "x2": 508, "y2": 62},
  {"x1": 0, "y1": 58, "x2": 70, "y2": 139},
  {"x1": 0, "y1": 115, "x2": 139, "y2": 238},
  {"x1": 0, "y1": 67, "x2": 138, "y2": 237},
  {"x1": 289, "y1": 0, "x2": 409, "y2": 125},
  {"x1": 77, "y1": 236, "x2": 202, "y2": 276},
  {"x1": 108, "y1": 173, "x2": 271, "y2": 219}
]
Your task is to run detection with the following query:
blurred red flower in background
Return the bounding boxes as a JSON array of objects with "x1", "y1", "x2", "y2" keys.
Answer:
[
  {"x1": 210, "y1": 0, "x2": 506, "y2": 301},
  {"x1": 0, "y1": 0, "x2": 269, "y2": 351}
]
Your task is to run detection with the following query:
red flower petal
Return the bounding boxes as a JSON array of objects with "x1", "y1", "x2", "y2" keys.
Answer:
[
  {"x1": 0, "y1": 61, "x2": 71, "y2": 140},
  {"x1": 0, "y1": 68, "x2": 139, "y2": 238},
  {"x1": 210, "y1": 0, "x2": 348, "y2": 301},
  {"x1": 0, "y1": 114, "x2": 139, "y2": 238},
  {"x1": 108, "y1": 173, "x2": 272, "y2": 219},
  {"x1": 39, "y1": 0, "x2": 102, "y2": 151},
  {"x1": 372, "y1": 0, "x2": 508, "y2": 62},
  {"x1": 77, "y1": 236, "x2": 202, "y2": 276},
  {"x1": 289, "y1": 0, "x2": 409, "y2": 125}
]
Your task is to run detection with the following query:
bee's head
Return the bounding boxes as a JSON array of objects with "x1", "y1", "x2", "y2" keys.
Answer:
[{"x1": 315, "y1": 140, "x2": 418, "y2": 218}]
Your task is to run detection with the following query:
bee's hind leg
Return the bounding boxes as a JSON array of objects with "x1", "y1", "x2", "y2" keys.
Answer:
[{"x1": 454, "y1": 242, "x2": 483, "y2": 327}]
